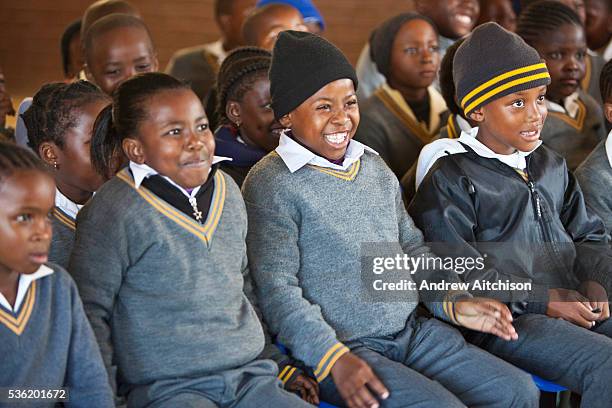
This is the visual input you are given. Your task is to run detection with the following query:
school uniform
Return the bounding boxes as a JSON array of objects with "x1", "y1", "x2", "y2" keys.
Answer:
[
  {"x1": 582, "y1": 51, "x2": 605, "y2": 104},
  {"x1": 242, "y1": 131, "x2": 539, "y2": 408},
  {"x1": 0, "y1": 263, "x2": 114, "y2": 408},
  {"x1": 214, "y1": 125, "x2": 266, "y2": 187},
  {"x1": 541, "y1": 90, "x2": 606, "y2": 170},
  {"x1": 69, "y1": 159, "x2": 312, "y2": 408},
  {"x1": 409, "y1": 130, "x2": 612, "y2": 407},
  {"x1": 575, "y1": 131, "x2": 612, "y2": 234},
  {"x1": 355, "y1": 84, "x2": 448, "y2": 180},
  {"x1": 49, "y1": 188, "x2": 81, "y2": 269}
]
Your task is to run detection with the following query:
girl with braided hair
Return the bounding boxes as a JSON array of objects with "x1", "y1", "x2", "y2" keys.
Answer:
[
  {"x1": 21, "y1": 80, "x2": 110, "y2": 268},
  {"x1": 517, "y1": 0, "x2": 607, "y2": 169},
  {"x1": 214, "y1": 47, "x2": 284, "y2": 186}
]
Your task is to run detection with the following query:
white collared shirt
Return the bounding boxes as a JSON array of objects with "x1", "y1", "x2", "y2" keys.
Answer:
[
  {"x1": 55, "y1": 188, "x2": 82, "y2": 220},
  {"x1": 0, "y1": 264, "x2": 53, "y2": 312},
  {"x1": 415, "y1": 127, "x2": 542, "y2": 189},
  {"x1": 606, "y1": 130, "x2": 612, "y2": 169},
  {"x1": 546, "y1": 92, "x2": 580, "y2": 119},
  {"x1": 274, "y1": 131, "x2": 378, "y2": 173},
  {"x1": 456, "y1": 115, "x2": 473, "y2": 133},
  {"x1": 129, "y1": 156, "x2": 232, "y2": 198}
]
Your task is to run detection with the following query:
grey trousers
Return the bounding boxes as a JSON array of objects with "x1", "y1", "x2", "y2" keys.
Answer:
[
  {"x1": 319, "y1": 316, "x2": 539, "y2": 408},
  {"x1": 466, "y1": 313, "x2": 612, "y2": 408},
  {"x1": 126, "y1": 359, "x2": 314, "y2": 408}
]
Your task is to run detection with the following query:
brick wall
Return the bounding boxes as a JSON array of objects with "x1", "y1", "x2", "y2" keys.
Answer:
[{"x1": 0, "y1": 0, "x2": 410, "y2": 100}]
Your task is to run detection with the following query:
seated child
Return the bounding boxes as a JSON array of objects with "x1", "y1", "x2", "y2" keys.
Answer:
[
  {"x1": 517, "y1": 0, "x2": 606, "y2": 169},
  {"x1": 0, "y1": 142, "x2": 113, "y2": 407},
  {"x1": 585, "y1": 0, "x2": 612, "y2": 60},
  {"x1": 61, "y1": 19, "x2": 84, "y2": 82},
  {"x1": 83, "y1": 14, "x2": 158, "y2": 95},
  {"x1": 356, "y1": 0, "x2": 480, "y2": 100},
  {"x1": 21, "y1": 81, "x2": 109, "y2": 269},
  {"x1": 575, "y1": 59, "x2": 612, "y2": 233},
  {"x1": 477, "y1": 0, "x2": 516, "y2": 31},
  {"x1": 242, "y1": 3, "x2": 308, "y2": 51},
  {"x1": 214, "y1": 47, "x2": 284, "y2": 186},
  {"x1": 409, "y1": 22, "x2": 612, "y2": 407},
  {"x1": 355, "y1": 13, "x2": 448, "y2": 180},
  {"x1": 243, "y1": 30, "x2": 539, "y2": 408},
  {"x1": 69, "y1": 72, "x2": 317, "y2": 408},
  {"x1": 256, "y1": 0, "x2": 325, "y2": 34}
]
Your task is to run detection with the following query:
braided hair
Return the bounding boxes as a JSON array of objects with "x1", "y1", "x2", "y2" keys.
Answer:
[
  {"x1": 516, "y1": 0, "x2": 582, "y2": 48},
  {"x1": 600, "y1": 59, "x2": 612, "y2": 103},
  {"x1": 21, "y1": 80, "x2": 110, "y2": 154},
  {"x1": 439, "y1": 38, "x2": 466, "y2": 117},
  {"x1": 215, "y1": 47, "x2": 272, "y2": 125},
  {"x1": 0, "y1": 141, "x2": 48, "y2": 185}
]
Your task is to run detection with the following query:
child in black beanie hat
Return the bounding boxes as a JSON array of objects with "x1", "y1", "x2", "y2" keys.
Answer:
[
  {"x1": 410, "y1": 22, "x2": 612, "y2": 408},
  {"x1": 243, "y1": 30, "x2": 539, "y2": 408}
]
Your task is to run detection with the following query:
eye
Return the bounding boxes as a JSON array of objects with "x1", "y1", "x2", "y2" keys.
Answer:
[
  {"x1": 430, "y1": 45, "x2": 440, "y2": 53},
  {"x1": 196, "y1": 123, "x2": 209, "y2": 132},
  {"x1": 548, "y1": 52, "x2": 562, "y2": 60},
  {"x1": 105, "y1": 69, "x2": 120, "y2": 76},
  {"x1": 537, "y1": 95, "x2": 546, "y2": 103},
  {"x1": 576, "y1": 51, "x2": 586, "y2": 60},
  {"x1": 15, "y1": 213, "x2": 33, "y2": 223},
  {"x1": 512, "y1": 99, "x2": 525, "y2": 108},
  {"x1": 166, "y1": 128, "x2": 182, "y2": 136},
  {"x1": 136, "y1": 64, "x2": 151, "y2": 71},
  {"x1": 263, "y1": 103, "x2": 273, "y2": 111},
  {"x1": 346, "y1": 99, "x2": 358, "y2": 108},
  {"x1": 404, "y1": 47, "x2": 418, "y2": 55},
  {"x1": 316, "y1": 104, "x2": 331, "y2": 111}
]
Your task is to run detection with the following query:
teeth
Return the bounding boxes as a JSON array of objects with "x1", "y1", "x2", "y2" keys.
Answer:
[
  {"x1": 325, "y1": 132, "x2": 348, "y2": 144},
  {"x1": 521, "y1": 131, "x2": 538, "y2": 137},
  {"x1": 455, "y1": 14, "x2": 472, "y2": 24}
]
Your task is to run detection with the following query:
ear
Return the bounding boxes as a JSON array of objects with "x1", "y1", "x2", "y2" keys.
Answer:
[
  {"x1": 279, "y1": 114, "x2": 292, "y2": 128},
  {"x1": 468, "y1": 107, "x2": 485, "y2": 123},
  {"x1": 122, "y1": 137, "x2": 145, "y2": 164},
  {"x1": 604, "y1": 103, "x2": 612, "y2": 124},
  {"x1": 83, "y1": 63, "x2": 95, "y2": 83},
  {"x1": 151, "y1": 53, "x2": 160, "y2": 72},
  {"x1": 226, "y1": 101, "x2": 242, "y2": 126},
  {"x1": 39, "y1": 142, "x2": 59, "y2": 168}
]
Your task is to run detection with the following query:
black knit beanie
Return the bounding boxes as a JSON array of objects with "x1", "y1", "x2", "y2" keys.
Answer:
[
  {"x1": 369, "y1": 13, "x2": 438, "y2": 81},
  {"x1": 269, "y1": 30, "x2": 358, "y2": 119},
  {"x1": 453, "y1": 22, "x2": 550, "y2": 117}
]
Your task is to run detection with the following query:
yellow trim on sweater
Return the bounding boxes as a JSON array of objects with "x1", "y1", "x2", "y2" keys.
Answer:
[
  {"x1": 447, "y1": 115, "x2": 459, "y2": 139},
  {"x1": 0, "y1": 281, "x2": 36, "y2": 336},
  {"x1": 464, "y1": 72, "x2": 551, "y2": 115},
  {"x1": 117, "y1": 169, "x2": 226, "y2": 246},
  {"x1": 581, "y1": 54, "x2": 592, "y2": 92},
  {"x1": 314, "y1": 343, "x2": 350, "y2": 383},
  {"x1": 547, "y1": 98, "x2": 587, "y2": 131},
  {"x1": 461, "y1": 63, "x2": 548, "y2": 108},
  {"x1": 53, "y1": 207, "x2": 76, "y2": 231},
  {"x1": 278, "y1": 366, "x2": 297, "y2": 385},
  {"x1": 308, "y1": 160, "x2": 361, "y2": 181}
]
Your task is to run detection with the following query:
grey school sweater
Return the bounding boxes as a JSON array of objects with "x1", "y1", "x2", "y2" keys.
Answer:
[
  {"x1": 541, "y1": 91, "x2": 606, "y2": 170},
  {"x1": 242, "y1": 151, "x2": 464, "y2": 383},
  {"x1": 69, "y1": 168, "x2": 267, "y2": 400},
  {"x1": 575, "y1": 139, "x2": 612, "y2": 235},
  {"x1": 0, "y1": 264, "x2": 113, "y2": 407},
  {"x1": 49, "y1": 207, "x2": 76, "y2": 269}
]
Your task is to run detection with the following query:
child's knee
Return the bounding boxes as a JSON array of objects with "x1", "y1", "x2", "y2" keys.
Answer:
[{"x1": 495, "y1": 371, "x2": 540, "y2": 408}]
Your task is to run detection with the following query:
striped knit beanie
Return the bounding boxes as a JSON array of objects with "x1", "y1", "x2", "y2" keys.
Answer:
[{"x1": 453, "y1": 22, "x2": 550, "y2": 117}]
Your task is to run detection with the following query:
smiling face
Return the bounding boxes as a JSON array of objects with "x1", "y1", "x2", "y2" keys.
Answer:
[
  {"x1": 417, "y1": 0, "x2": 480, "y2": 39},
  {"x1": 124, "y1": 88, "x2": 215, "y2": 189},
  {"x1": 281, "y1": 79, "x2": 359, "y2": 161},
  {"x1": 388, "y1": 19, "x2": 440, "y2": 91},
  {"x1": 229, "y1": 76, "x2": 283, "y2": 152},
  {"x1": 0, "y1": 170, "x2": 54, "y2": 276},
  {"x1": 85, "y1": 25, "x2": 158, "y2": 95},
  {"x1": 532, "y1": 23, "x2": 586, "y2": 104},
  {"x1": 470, "y1": 85, "x2": 548, "y2": 154}
]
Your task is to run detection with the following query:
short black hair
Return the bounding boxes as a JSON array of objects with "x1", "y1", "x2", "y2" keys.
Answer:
[
  {"x1": 0, "y1": 141, "x2": 48, "y2": 185},
  {"x1": 60, "y1": 19, "x2": 82, "y2": 77},
  {"x1": 516, "y1": 0, "x2": 582, "y2": 48}
]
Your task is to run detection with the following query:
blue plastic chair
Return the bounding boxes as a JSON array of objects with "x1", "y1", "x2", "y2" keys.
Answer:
[
  {"x1": 531, "y1": 374, "x2": 567, "y2": 408},
  {"x1": 318, "y1": 403, "x2": 339, "y2": 408}
]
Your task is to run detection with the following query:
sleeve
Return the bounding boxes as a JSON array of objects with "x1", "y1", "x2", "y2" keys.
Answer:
[
  {"x1": 575, "y1": 165, "x2": 612, "y2": 235},
  {"x1": 408, "y1": 164, "x2": 550, "y2": 315},
  {"x1": 64, "y1": 276, "x2": 114, "y2": 408},
  {"x1": 240, "y1": 252, "x2": 307, "y2": 387},
  {"x1": 68, "y1": 205, "x2": 128, "y2": 399},
  {"x1": 561, "y1": 170, "x2": 612, "y2": 292},
  {"x1": 243, "y1": 195, "x2": 348, "y2": 384}
]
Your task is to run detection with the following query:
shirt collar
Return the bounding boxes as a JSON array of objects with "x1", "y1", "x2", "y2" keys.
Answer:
[
  {"x1": 546, "y1": 92, "x2": 580, "y2": 119},
  {"x1": 0, "y1": 264, "x2": 53, "y2": 312},
  {"x1": 55, "y1": 188, "x2": 82, "y2": 220},
  {"x1": 456, "y1": 115, "x2": 473, "y2": 133},
  {"x1": 458, "y1": 127, "x2": 541, "y2": 170},
  {"x1": 275, "y1": 130, "x2": 378, "y2": 173},
  {"x1": 129, "y1": 156, "x2": 232, "y2": 197},
  {"x1": 606, "y1": 130, "x2": 612, "y2": 169}
]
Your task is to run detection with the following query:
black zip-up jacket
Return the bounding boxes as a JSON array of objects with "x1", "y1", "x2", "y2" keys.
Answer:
[{"x1": 409, "y1": 143, "x2": 611, "y2": 315}]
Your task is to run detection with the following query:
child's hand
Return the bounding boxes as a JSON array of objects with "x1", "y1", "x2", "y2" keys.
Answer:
[
  {"x1": 454, "y1": 298, "x2": 518, "y2": 340},
  {"x1": 286, "y1": 373, "x2": 320, "y2": 405},
  {"x1": 547, "y1": 288, "x2": 601, "y2": 328},
  {"x1": 330, "y1": 352, "x2": 389, "y2": 408},
  {"x1": 579, "y1": 281, "x2": 610, "y2": 321}
]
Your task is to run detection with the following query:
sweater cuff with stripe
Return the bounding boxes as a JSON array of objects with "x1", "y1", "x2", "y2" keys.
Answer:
[{"x1": 311, "y1": 342, "x2": 350, "y2": 383}]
